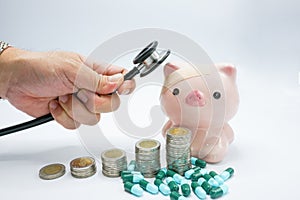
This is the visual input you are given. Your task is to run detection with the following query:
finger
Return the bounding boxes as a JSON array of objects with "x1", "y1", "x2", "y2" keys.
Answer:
[
  {"x1": 74, "y1": 65, "x2": 124, "y2": 94},
  {"x1": 76, "y1": 89, "x2": 121, "y2": 113},
  {"x1": 84, "y1": 60, "x2": 127, "y2": 76},
  {"x1": 48, "y1": 100, "x2": 80, "y2": 129},
  {"x1": 58, "y1": 94, "x2": 100, "y2": 125},
  {"x1": 117, "y1": 79, "x2": 136, "y2": 95}
]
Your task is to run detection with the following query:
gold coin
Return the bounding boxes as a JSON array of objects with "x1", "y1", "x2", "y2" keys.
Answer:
[
  {"x1": 102, "y1": 149, "x2": 124, "y2": 159},
  {"x1": 168, "y1": 127, "x2": 188, "y2": 136},
  {"x1": 70, "y1": 157, "x2": 94, "y2": 168},
  {"x1": 39, "y1": 163, "x2": 65, "y2": 180},
  {"x1": 138, "y1": 140, "x2": 158, "y2": 148},
  {"x1": 70, "y1": 157, "x2": 97, "y2": 178}
]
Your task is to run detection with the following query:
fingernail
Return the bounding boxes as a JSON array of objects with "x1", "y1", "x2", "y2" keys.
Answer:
[
  {"x1": 77, "y1": 90, "x2": 88, "y2": 103},
  {"x1": 59, "y1": 95, "x2": 69, "y2": 103},
  {"x1": 120, "y1": 89, "x2": 130, "y2": 95},
  {"x1": 49, "y1": 101, "x2": 58, "y2": 110},
  {"x1": 108, "y1": 73, "x2": 123, "y2": 82}
]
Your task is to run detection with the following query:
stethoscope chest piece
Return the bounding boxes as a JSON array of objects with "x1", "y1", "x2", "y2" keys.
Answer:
[{"x1": 133, "y1": 41, "x2": 171, "y2": 77}]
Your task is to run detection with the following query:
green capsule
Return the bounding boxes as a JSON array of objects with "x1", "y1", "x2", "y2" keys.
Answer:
[
  {"x1": 124, "y1": 182, "x2": 143, "y2": 197},
  {"x1": 167, "y1": 169, "x2": 184, "y2": 184},
  {"x1": 154, "y1": 179, "x2": 171, "y2": 196},
  {"x1": 191, "y1": 157, "x2": 207, "y2": 168},
  {"x1": 121, "y1": 171, "x2": 142, "y2": 179},
  {"x1": 191, "y1": 168, "x2": 208, "y2": 181},
  {"x1": 220, "y1": 167, "x2": 234, "y2": 181},
  {"x1": 209, "y1": 171, "x2": 224, "y2": 185},
  {"x1": 184, "y1": 166, "x2": 201, "y2": 179},
  {"x1": 122, "y1": 174, "x2": 144, "y2": 183},
  {"x1": 198, "y1": 177, "x2": 212, "y2": 194},
  {"x1": 191, "y1": 182, "x2": 207, "y2": 199},
  {"x1": 180, "y1": 179, "x2": 191, "y2": 197},
  {"x1": 156, "y1": 168, "x2": 167, "y2": 180},
  {"x1": 166, "y1": 177, "x2": 179, "y2": 192},
  {"x1": 191, "y1": 170, "x2": 203, "y2": 181},
  {"x1": 210, "y1": 185, "x2": 228, "y2": 199},
  {"x1": 139, "y1": 179, "x2": 159, "y2": 194},
  {"x1": 127, "y1": 160, "x2": 136, "y2": 171},
  {"x1": 191, "y1": 182, "x2": 199, "y2": 192},
  {"x1": 203, "y1": 174, "x2": 219, "y2": 187},
  {"x1": 170, "y1": 191, "x2": 188, "y2": 200}
]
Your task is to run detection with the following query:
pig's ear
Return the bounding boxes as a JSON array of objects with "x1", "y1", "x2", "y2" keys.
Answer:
[
  {"x1": 218, "y1": 63, "x2": 237, "y2": 81},
  {"x1": 164, "y1": 63, "x2": 180, "y2": 77}
]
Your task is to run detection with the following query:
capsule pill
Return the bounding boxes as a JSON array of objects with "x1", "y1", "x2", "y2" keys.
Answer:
[
  {"x1": 154, "y1": 179, "x2": 171, "y2": 196},
  {"x1": 203, "y1": 174, "x2": 219, "y2": 188},
  {"x1": 167, "y1": 169, "x2": 185, "y2": 184},
  {"x1": 210, "y1": 184, "x2": 228, "y2": 199},
  {"x1": 197, "y1": 177, "x2": 212, "y2": 194},
  {"x1": 170, "y1": 191, "x2": 188, "y2": 200},
  {"x1": 180, "y1": 179, "x2": 191, "y2": 197},
  {"x1": 191, "y1": 169, "x2": 208, "y2": 181},
  {"x1": 156, "y1": 168, "x2": 167, "y2": 180},
  {"x1": 191, "y1": 182, "x2": 207, "y2": 199},
  {"x1": 124, "y1": 182, "x2": 143, "y2": 197},
  {"x1": 184, "y1": 166, "x2": 201, "y2": 179},
  {"x1": 139, "y1": 179, "x2": 159, "y2": 194},
  {"x1": 122, "y1": 174, "x2": 144, "y2": 183},
  {"x1": 209, "y1": 171, "x2": 224, "y2": 185},
  {"x1": 127, "y1": 160, "x2": 136, "y2": 171},
  {"x1": 121, "y1": 171, "x2": 142, "y2": 179},
  {"x1": 220, "y1": 168, "x2": 234, "y2": 181},
  {"x1": 191, "y1": 157, "x2": 207, "y2": 168},
  {"x1": 166, "y1": 177, "x2": 179, "y2": 192}
]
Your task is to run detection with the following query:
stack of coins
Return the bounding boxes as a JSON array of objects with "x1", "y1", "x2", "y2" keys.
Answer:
[
  {"x1": 135, "y1": 139, "x2": 161, "y2": 178},
  {"x1": 101, "y1": 148, "x2": 127, "y2": 177},
  {"x1": 166, "y1": 127, "x2": 192, "y2": 175},
  {"x1": 39, "y1": 163, "x2": 66, "y2": 180},
  {"x1": 70, "y1": 156, "x2": 97, "y2": 178}
]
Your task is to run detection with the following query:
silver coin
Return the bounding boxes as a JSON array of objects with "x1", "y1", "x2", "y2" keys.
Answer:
[
  {"x1": 70, "y1": 156, "x2": 97, "y2": 178},
  {"x1": 135, "y1": 139, "x2": 161, "y2": 178},
  {"x1": 101, "y1": 148, "x2": 127, "y2": 177},
  {"x1": 39, "y1": 163, "x2": 66, "y2": 180},
  {"x1": 166, "y1": 127, "x2": 192, "y2": 175}
]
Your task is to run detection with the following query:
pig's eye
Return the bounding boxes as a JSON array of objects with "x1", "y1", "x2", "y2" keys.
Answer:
[
  {"x1": 213, "y1": 91, "x2": 221, "y2": 99},
  {"x1": 172, "y1": 88, "x2": 180, "y2": 95}
]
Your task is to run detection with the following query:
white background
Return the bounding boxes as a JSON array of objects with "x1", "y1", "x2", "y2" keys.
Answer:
[{"x1": 1, "y1": 0, "x2": 300, "y2": 199}]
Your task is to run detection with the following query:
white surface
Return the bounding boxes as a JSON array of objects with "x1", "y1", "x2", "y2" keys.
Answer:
[{"x1": 1, "y1": 0, "x2": 300, "y2": 199}]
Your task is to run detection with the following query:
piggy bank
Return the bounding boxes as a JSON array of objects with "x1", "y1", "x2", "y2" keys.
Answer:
[{"x1": 160, "y1": 62, "x2": 239, "y2": 163}]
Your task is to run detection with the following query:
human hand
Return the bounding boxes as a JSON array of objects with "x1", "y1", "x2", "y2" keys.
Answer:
[{"x1": 0, "y1": 47, "x2": 136, "y2": 129}]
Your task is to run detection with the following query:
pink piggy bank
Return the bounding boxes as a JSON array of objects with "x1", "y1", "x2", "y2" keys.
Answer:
[{"x1": 160, "y1": 62, "x2": 239, "y2": 163}]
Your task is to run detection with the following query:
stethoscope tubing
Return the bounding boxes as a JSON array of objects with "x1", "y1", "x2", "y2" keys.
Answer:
[{"x1": 0, "y1": 41, "x2": 170, "y2": 137}]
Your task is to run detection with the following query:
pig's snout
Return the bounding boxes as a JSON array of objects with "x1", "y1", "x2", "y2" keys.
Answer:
[{"x1": 185, "y1": 90, "x2": 206, "y2": 107}]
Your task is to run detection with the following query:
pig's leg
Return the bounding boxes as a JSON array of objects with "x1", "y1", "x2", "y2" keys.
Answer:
[
  {"x1": 190, "y1": 128, "x2": 208, "y2": 159},
  {"x1": 224, "y1": 123, "x2": 234, "y2": 144},
  {"x1": 162, "y1": 120, "x2": 173, "y2": 138},
  {"x1": 203, "y1": 131, "x2": 229, "y2": 163}
]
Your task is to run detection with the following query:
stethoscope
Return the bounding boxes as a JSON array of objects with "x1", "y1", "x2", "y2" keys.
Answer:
[{"x1": 0, "y1": 41, "x2": 171, "y2": 137}]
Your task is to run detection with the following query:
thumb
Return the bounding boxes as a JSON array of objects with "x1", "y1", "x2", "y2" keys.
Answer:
[
  {"x1": 97, "y1": 73, "x2": 124, "y2": 94},
  {"x1": 74, "y1": 65, "x2": 124, "y2": 94}
]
